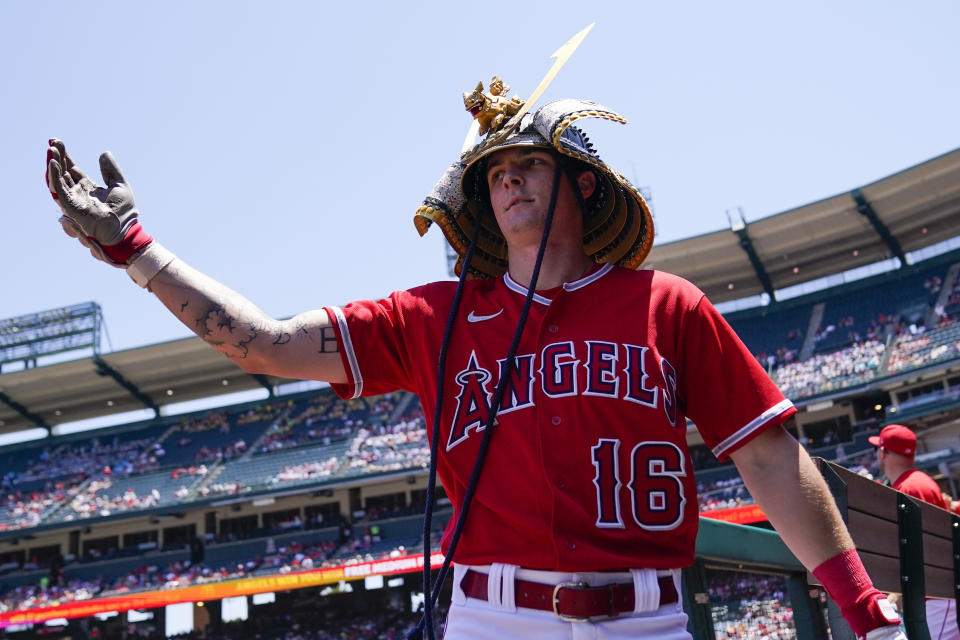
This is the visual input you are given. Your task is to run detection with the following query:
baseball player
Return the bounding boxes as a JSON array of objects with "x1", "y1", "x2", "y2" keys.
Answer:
[
  {"x1": 872, "y1": 424, "x2": 958, "y2": 639},
  {"x1": 46, "y1": 87, "x2": 906, "y2": 639}
]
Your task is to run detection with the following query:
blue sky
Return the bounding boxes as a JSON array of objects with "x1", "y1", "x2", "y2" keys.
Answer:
[{"x1": 3, "y1": 1, "x2": 959, "y2": 355}]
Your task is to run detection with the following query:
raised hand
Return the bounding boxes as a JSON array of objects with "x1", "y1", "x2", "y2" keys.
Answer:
[{"x1": 46, "y1": 139, "x2": 153, "y2": 266}]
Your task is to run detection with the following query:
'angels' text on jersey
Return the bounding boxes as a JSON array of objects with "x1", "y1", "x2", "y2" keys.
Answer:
[{"x1": 447, "y1": 341, "x2": 679, "y2": 450}]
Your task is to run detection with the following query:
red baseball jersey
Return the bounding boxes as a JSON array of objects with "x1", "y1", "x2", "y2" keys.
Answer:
[
  {"x1": 324, "y1": 264, "x2": 795, "y2": 570},
  {"x1": 892, "y1": 469, "x2": 950, "y2": 511}
]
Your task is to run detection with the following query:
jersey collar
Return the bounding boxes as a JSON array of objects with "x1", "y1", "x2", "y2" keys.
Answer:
[{"x1": 503, "y1": 263, "x2": 614, "y2": 305}]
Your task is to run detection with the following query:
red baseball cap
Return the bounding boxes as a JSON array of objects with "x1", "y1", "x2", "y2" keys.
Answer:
[{"x1": 868, "y1": 424, "x2": 916, "y2": 456}]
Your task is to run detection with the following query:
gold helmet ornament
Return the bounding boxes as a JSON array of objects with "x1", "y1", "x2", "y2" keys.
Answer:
[{"x1": 415, "y1": 80, "x2": 655, "y2": 279}]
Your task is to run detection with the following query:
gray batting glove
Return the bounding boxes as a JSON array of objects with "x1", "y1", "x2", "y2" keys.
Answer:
[{"x1": 46, "y1": 139, "x2": 153, "y2": 266}]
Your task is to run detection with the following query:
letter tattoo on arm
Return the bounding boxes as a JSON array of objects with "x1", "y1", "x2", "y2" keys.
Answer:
[{"x1": 319, "y1": 327, "x2": 339, "y2": 354}]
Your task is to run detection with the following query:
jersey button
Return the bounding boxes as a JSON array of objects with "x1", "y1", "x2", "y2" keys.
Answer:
[
  {"x1": 551, "y1": 416, "x2": 562, "y2": 426},
  {"x1": 557, "y1": 479, "x2": 566, "y2": 490},
  {"x1": 566, "y1": 541, "x2": 576, "y2": 550},
  {"x1": 548, "y1": 324, "x2": 559, "y2": 333}
]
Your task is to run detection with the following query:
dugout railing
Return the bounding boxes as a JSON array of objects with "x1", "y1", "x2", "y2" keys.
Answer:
[
  {"x1": 690, "y1": 473, "x2": 960, "y2": 640},
  {"x1": 812, "y1": 457, "x2": 960, "y2": 640},
  {"x1": 688, "y1": 517, "x2": 829, "y2": 640}
]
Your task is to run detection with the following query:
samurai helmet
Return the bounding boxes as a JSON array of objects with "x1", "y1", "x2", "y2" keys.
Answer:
[{"x1": 414, "y1": 82, "x2": 654, "y2": 279}]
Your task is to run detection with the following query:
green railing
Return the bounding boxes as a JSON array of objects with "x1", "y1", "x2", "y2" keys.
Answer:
[{"x1": 690, "y1": 517, "x2": 853, "y2": 640}]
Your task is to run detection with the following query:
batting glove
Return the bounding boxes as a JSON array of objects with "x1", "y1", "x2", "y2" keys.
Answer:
[{"x1": 46, "y1": 139, "x2": 174, "y2": 287}]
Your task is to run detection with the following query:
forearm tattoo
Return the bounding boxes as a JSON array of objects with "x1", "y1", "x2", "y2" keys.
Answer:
[
  {"x1": 197, "y1": 304, "x2": 264, "y2": 359},
  {"x1": 161, "y1": 263, "x2": 337, "y2": 362}
]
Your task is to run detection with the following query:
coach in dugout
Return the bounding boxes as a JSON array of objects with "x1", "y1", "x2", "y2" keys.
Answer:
[
  {"x1": 45, "y1": 88, "x2": 906, "y2": 638},
  {"x1": 872, "y1": 424, "x2": 959, "y2": 639}
]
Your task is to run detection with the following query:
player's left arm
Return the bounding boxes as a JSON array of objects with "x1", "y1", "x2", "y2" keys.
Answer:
[
  {"x1": 730, "y1": 420, "x2": 903, "y2": 639},
  {"x1": 729, "y1": 419, "x2": 851, "y2": 567}
]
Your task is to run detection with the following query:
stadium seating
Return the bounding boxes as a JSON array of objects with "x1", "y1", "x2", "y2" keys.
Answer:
[
  {"x1": 812, "y1": 267, "x2": 933, "y2": 354},
  {"x1": 3, "y1": 254, "x2": 958, "y2": 538},
  {"x1": 887, "y1": 321, "x2": 960, "y2": 374},
  {"x1": 49, "y1": 468, "x2": 210, "y2": 523},
  {"x1": 2, "y1": 255, "x2": 960, "y2": 628},
  {"x1": 207, "y1": 442, "x2": 351, "y2": 496},
  {"x1": 725, "y1": 304, "x2": 810, "y2": 368},
  {"x1": 771, "y1": 339, "x2": 886, "y2": 398}
]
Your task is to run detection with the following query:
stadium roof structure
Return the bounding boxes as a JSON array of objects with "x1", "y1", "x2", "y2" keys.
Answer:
[
  {"x1": 645, "y1": 147, "x2": 960, "y2": 303},
  {"x1": 0, "y1": 338, "x2": 295, "y2": 437},
  {"x1": 1, "y1": 147, "x2": 959, "y2": 440}
]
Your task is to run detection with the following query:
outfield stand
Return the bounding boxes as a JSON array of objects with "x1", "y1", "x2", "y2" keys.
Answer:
[
  {"x1": 254, "y1": 393, "x2": 406, "y2": 454},
  {"x1": 1, "y1": 256, "x2": 957, "y2": 538},
  {"x1": 887, "y1": 319, "x2": 960, "y2": 374},
  {"x1": 0, "y1": 393, "x2": 423, "y2": 536},
  {"x1": 0, "y1": 291, "x2": 956, "y2": 535},
  {"x1": 1, "y1": 443, "x2": 69, "y2": 485},
  {"x1": 706, "y1": 570, "x2": 796, "y2": 639},
  {"x1": 5, "y1": 427, "x2": 163, "y2": 486},
  {"x1": 726, "y1": 306, "x2": 810, "y2": 368},
  {"x1": 207, "y1": 442, "x2": 351, "y2": 496},
  {"x1": 723, "y1": 255, "x2": 960, "y2": 398},
  {"x1": 341, "y1": 413, "x2": 429, "y2": 478},
  {"x1": 160, "y1": 410, "x2": 234, "y2": 466},
  {"x1": 695, "y1": 424, "x2": 882, "y2": 513},
  {"x1": 944, "y1": 274, "x2": 960, "y2": 317},
  {"x1": 771, "y1": 338, "x2": 887, "y2": 398},
  {"x1": 0, "y1": 487, "x2": 69, "y2": 532},
  {"x1": 49, "y1": 468, "x2": 210, "y2": 523},
  {"x1": 1, "y1": 255, "x2": 959, "y2": 634},
  {"x1": 4, "y1": 383, "x2": 906, "y2": 533},
  {"x1": 0, "y1": 508, "x2": 450, "y2": 616},
  {"x1": 812, "y1": 268, "x2": 934, "y2": 355}
]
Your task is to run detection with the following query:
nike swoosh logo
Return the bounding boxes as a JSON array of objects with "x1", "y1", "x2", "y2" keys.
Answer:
[{"x1": 467, "y1": 309, "x2": 503, "y2": 323}]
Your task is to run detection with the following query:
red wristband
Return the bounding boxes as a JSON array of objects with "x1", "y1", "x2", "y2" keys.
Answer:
[
  {"x1": 94, "y1": 222, "x2": 154, "y2": 265},
  {"x1": 813, "y1": 549, "x2": 900, "y2": 637}
]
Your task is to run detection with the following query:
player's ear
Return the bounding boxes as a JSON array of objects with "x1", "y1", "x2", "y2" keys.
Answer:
[{"x1": 577, "y1": 170, "x2": 596, "y2": 200}]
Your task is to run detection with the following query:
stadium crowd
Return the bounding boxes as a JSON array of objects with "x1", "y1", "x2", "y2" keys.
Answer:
[
  {"x1": 771, "y1": 339, "x2": 885, "y2": 398},
  {"x1": 708, "y1": 571, "x2": 796, "y2": 639},
  {"x1": 343, "y1": 413, "x2": 430, "y2": 476},
  {"x1": 0, "y1": 500, "x2": 451, "y2": 616},
  {"x1": 1, "y1": 261, "x2": 959, "y2": 630},
  {"x1": 0, "y1": 393, "x2": 428, "y2": 527}
]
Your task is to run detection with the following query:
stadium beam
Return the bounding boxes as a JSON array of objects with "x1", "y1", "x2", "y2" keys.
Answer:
[
  {"x1": 731, "y1": 223, "x2": 776, "y2": 300},
  {"x1": 850, "y1": 188, "x2": 907, "y2": 265},
  {"x1": 93, "y1": 356, "x2": 160, "y2": 417},
  {"x1": 0, "y1": 390, "x2": 49, "y2": 433},
  {"x1": 251, "y1": 373, "x2": 276, "y2": 397}
]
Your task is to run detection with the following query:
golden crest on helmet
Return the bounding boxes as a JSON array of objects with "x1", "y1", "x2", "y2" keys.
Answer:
[{"x1": 462, "y1": 76, "x2": 524, "y2": 136}]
